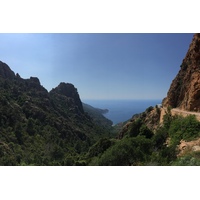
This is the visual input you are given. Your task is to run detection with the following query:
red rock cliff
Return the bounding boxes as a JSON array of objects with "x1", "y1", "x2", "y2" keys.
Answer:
[{"x1": 162, "y1": 33, "x2": 200, "y2": 111}]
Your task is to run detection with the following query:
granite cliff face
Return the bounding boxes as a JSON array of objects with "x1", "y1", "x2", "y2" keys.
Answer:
[{"x1": 163, "y1": 33, "x2": 200, "y2": 111}]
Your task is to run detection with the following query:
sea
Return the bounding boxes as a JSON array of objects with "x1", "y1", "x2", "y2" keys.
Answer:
[{"x1": 83, "y1": 99, "x2": 162, "y2": 125}]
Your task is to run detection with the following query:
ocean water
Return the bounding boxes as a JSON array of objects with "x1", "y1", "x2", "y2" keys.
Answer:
[{"x1": 83, "y1": 99, "x2": 162, "y2": 125}]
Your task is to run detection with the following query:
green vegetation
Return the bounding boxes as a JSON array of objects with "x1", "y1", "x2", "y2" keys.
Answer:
[
  {"x1": 85, "y1": 108, "x2": 200, "y2": 166},
  {"x1": 97, "y1": 136, "x2": 153, "y2": 166},
  {"x1": 1, "y1": 62, "x2": 200, "y2": 166},
  {"x1": 0, "y1": 62, "x2": 115, "y2": 165},
  {"x1": 169, "y1": 115, "x2": 200, "y2": 145},
  {"x1": 171, "y1": 148, "x2": 200, "y2": 166},
  {"x1": 82, "y1": 103, "x2": 113, "y2": 129}
]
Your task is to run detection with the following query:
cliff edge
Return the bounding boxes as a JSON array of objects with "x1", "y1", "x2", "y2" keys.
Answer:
[{"x1": 163, "y1": 33, "x2": 200, "y2": 111}]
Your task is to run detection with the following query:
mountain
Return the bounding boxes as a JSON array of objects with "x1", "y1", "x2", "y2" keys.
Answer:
[
  {"x1": 0, "y1": 61, "x2": 112, "y2": 165},
  {"x1": 0, "y1": 61, "x2": 15, "y2": 79},
  {"x1": 118, "y1": 106, "x2": 161, "y2": 139},
  {"x1": 2, "y1": 33, "x2": 200, "y2": 166},
  {"x1": 82, "y1": 103, "x2": 113, "y2": 128},
  {"x1": 50, "y1": 82, "x2": 84, "y2": 114},
  {"x1": 87, "y1": 34, "x2": 200, "y2": 166},
  {"x1": 101, "y1": 34, "x2": 200, "y2": 166},
  {"x1": 162, "y1": 33, "x2": 200, "y2": 111}
]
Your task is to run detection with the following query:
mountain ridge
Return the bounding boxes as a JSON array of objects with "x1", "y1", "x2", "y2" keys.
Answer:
[{"x1": 0, "y1": 60, "x2": 112, "y2": 165}]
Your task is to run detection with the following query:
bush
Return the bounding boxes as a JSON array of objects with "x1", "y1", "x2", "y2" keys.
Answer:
[
  {"x1": 163, "y1": 106, "x2": 173, "y2": 129},
  {"x1": 149, "y1": 144, "x2": 177, "y2": 166},
  {"x1": 169, "y1": 115, "x2": 200, "y2": 145},
  {"x1": 152, "y1": 127, "x2": 168, "y2": 150},
  {"x1": 172, "y1": 155, "x2": 200, "y2": 166},
  {"x1": 139, "y1": 124, "x2": 154, "y2": 139},
  {"x1": 128, "y1": 119, "x2": 143, "y2": 137},
  {"x1": 98, "y1": 136, "x2": 153, "y2": 166},
  {"x1": 146, "y1": 106, "x2": 154, "y2": 113},
  {"x1": 87, "y1": 138, "x2": 113, "y2": 157}
]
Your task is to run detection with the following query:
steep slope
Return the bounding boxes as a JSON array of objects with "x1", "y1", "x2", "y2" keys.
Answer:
[
  {"x1": 82, "y1": 103, "x2": 113, "y2": 128},
  {"x1": 162, "y1": 33, "x2": 200, "y2": 111},
  {"x1": 0, "y1": 61, "x2": 15, "y2": 79},
  {"x1": 50, "y1": 82, "x2": 84, "y2": 114},
  {"x1": 0, "y1": 61, "x2": 111, "y2": 165},
  {"x1": 118, "y1": 106, "x2": 160, "y2": 139},
  {"x1": 87, "y1": 34, "x2": 200, "y2": 166}
]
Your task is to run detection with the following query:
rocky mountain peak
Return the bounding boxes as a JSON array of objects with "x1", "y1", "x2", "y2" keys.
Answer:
[
  {"x1": 29, "y1": 77, "x2": 40, "y2": 84},
  {"x1": 50, "y1": 82, "x2": 84, "y2": 113},
  {"x1": 162, "y1": 33, "x2": 200, "y2": 111},
  {"x1": 0, "y1": 61, "x2": 15, "y2": 79},
  {"x1": 55, "y1": 82, "x2": 79, "y2": 97}
]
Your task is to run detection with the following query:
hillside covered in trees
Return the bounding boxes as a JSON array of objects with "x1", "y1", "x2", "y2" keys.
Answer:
[
  {"x1": 0, "y1": 61, "x2": 114, "y2": 165},
  {"x1": 1, "y1": 32, "x2": 200, "y2": 168}
]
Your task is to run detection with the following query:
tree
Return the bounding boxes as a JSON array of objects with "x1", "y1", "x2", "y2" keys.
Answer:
[
  {"x1": 152, "y1": 127, "x2": 168, "y2": 150},
  {"x1": 26, "y1": 118, "x2": 36, "y2": 136},
  {"x1": 163, "y1": 106, "x2": 173, "y2": 129},
  {"x1": 98, "y1": 137, "x2": 153, "y2": 166},
  {"x1": 15, "y1": 123, "x2": 23, "y2": 145},
  {"x1": 139, "y1": 125, "x2": 154, "y2": 139},
  {"x1": 88, "y1": 138, "x2": 113, "y2": 157},
  {"x1": 128, "y1": 119, "x2": 143, "y2": 137}
]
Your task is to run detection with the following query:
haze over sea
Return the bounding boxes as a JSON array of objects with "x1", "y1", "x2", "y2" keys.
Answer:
[{"x1": 83, "y1": 99, "x2": 162, "y2": 125}]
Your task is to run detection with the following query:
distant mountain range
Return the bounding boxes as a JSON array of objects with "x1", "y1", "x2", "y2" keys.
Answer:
[{"x1": 82, "y1": 102, "x2": 112, "y2": 128}]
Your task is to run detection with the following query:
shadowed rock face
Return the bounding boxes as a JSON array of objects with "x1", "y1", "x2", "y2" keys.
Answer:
[
  {"x1": 0, "y1": 61, "x2": 15, "y2": 79},
  {"x1": 163, "y1": 34, "x2": 200, "y2": 111},
  {"x1": 50, "y1": 82, "x2": 84, "y2": 114}
]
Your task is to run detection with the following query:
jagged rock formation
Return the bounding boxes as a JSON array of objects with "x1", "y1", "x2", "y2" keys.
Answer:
[
  {"x1": 50, "y1": 82, "x2": 84, "y2": 114},
  {"x1": 0, "y1": 61, "x2": 15, "y2": 79},
  {"x1": 163, "y1": 33, "x2": 200, "y2": 111}
]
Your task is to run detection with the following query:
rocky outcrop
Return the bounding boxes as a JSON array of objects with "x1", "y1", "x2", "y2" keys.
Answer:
[
  {"x1": 118, "y1": 106, "x2": 161, "y2": 139},
  {"x1": 178, "y1": 138, "x2": 200, "y2": 156},
  {"x1": 163, "y1": 34, "x2": 200, "y2": 111},
  {"x1": 50, "y1": 82, "x2": 84, "y2": 114},
  {"x1": 0, "y1": 61, "x2": 15, "y2": 79}
]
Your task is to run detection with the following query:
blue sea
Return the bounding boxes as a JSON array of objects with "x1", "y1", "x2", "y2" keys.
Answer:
[{"x1": 83, "y1": 99, "x2": 162, "y2": 125}]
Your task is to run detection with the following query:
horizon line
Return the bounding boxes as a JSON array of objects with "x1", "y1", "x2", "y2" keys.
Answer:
[{"x1": 82, "y1": 98, "x2": 163, "y2": 101}]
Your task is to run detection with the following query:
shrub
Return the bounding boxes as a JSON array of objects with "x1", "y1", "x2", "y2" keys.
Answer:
[
  {"x1": 163, "y1": 106, "x2": 173, "y2": 129},
  {"x1": 169, "y1": 115, "x2": 200, "y2": 145},
  {"x1": 98, "y1": 136, "x2": 153, "y2": 166},
  {"x1": 87, "y1": 138, "x2": 113, "y2": 157},
  {"x1": 146, "y1": 106, "x2": 154, "y2": 113},
  {"x1": 172, "y1": 155, "x2": 200, "y2": 166},
  {"x1": 152, "y1": 127, "x2": 168, "y2": 150},
  {"x1": 128, "y1": 119, "x2": 143, "y2": 137},
  {"x1": 139, "y1": 124, "x2": 154, "y2": 139}
]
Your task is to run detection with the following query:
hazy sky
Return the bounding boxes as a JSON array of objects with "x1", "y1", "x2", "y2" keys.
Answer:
[{"x1": 0, "y1": 33, "x2": 193, "y2": 100}]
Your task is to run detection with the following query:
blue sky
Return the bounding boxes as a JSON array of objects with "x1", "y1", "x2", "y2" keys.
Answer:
[{"x1": 0, "y1": 33, "x2": 193, "y2": 100}]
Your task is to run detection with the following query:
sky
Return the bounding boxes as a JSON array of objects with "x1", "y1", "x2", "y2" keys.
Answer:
[
  {"x1": 0, "y1": 33, "x2": 194, "y2": 100},
  {"x1": 1, "y1": 0, "x2": 200, "y2": 198}
]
